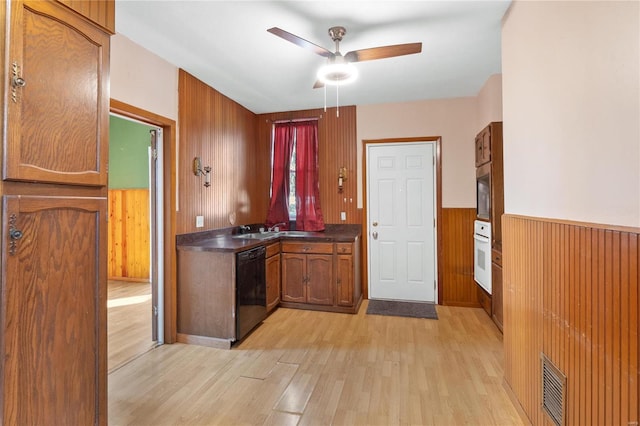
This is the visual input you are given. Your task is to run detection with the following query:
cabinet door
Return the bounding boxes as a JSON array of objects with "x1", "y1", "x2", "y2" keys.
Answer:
[
  {"x1": 492, "y1": 262, "x2": 503, "y2": 332},
  {"x1": 2, "y1": 195, "x2": 107, "y2": 425},
  {"x1": 306, "y1": 254, "x2": 333, "y2": 305},
  {"x1": 481, "y1": 126, "x2": 492, "y2": 164},
  {"x1": 474, "y1": 135, "x2": 484, "y2": 167},
  {"x1": 5, "y1": 0, "x2": 109, "y2": 186},
  {"x1": 265, "y1": 254, "x2": 281, "y2": 312},
  {"x1": 336, "y1": 254, "x2": 354, "y2": 307},
  {"x1": 281, "y1": 253, "x2": 306, "y2": 303}
]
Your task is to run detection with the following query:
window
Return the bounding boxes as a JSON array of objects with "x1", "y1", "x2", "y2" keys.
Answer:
[
  {"x1": 288, "y1": 142, "x2": 296, "y2": 219},
  {"x1": 266, "y1": 120, "x2": 325, "y2": 231}
]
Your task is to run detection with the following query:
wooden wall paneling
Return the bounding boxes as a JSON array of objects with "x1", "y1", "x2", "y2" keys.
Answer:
[
  {"x1": 503, "y1": 216, "x2": 544, "y2": 424},
  {"x1": 319, "y1": 106, "x2": 358, "y2": 224},
  {"x1": 107, "y1": 189, "x2": 150, "y2": 280},
  {"x1": 441, "y1": 208, "x2": 478, "y2": 306},
  {"x1": 178, "y1": 70, "x2": 265, "y2": 235},
  {"x1": 57, "y1": 0, "x2": 115, "y2": 33},
  {"x1": 503, "y1": 214, "x2": 639, "y2": 426}
]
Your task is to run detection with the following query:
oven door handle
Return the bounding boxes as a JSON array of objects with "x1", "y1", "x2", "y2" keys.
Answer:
[{"x1": 473, "y1": 234, "x2": 490, "y2": 243}]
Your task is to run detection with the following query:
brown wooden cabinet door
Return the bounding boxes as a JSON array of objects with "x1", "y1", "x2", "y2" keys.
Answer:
[
  {"x1": 281, "y1": 253, "x2": 306, "y2": 303},
  {"x1": 474, "y1": 126, "x2": 492, "y2": 167},
  {"x1": 336, "y1": 254, "x2": 354, "y2": 307},
  {"x1": 5, "y1": 0, "x2": 109, "y2": 186},
  {"x1": 2, "y1": 195, "x2": 107, "y2": 425},
  {"x1": 265, "y1": 254, "x2": 281, "y2": 312},
  {"x1": 306, "y1": 254, "x2": 333, "y2": 305},
  {"x1": 474, "y1": 135, "x2": 484, "y2": 167}
]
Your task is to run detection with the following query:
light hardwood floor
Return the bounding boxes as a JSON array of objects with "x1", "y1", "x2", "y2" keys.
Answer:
[
  {"x1": 108, "y1": 280, "x2": 157, "y2": 373},
  {"x1": 108, "y1": 302, "x2": 524, "y2": 425}
]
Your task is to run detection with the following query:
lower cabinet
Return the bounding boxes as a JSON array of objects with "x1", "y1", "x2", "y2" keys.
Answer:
[
  {"x1": 281, "y1": 242, "x2": 333, "y2": 305},
  {"x1": 280, "y1": 239, "x2": 362, "y2": 314},
  {"x1": 265, "y1": 242, "x2": 281, "y2": 312},
  {"x1": 478, "y1": 286, "x2": 492, "y2": 317}
]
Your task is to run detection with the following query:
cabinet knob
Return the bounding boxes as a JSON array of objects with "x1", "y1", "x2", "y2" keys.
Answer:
[
  {"x1": 10, "y1": 228, "x2": 23, "y2": 240},
  {"x1": 12, "y1": 77, "x2": 26, "y2": 88}
]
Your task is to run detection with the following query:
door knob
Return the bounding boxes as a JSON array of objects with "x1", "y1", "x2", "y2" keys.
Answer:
[{"x1": 372, "y1": 231, "x2": 378, "y2": 240}]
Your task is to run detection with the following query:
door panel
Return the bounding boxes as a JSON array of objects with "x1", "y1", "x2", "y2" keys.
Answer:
[
  {"x1": 281, "y1": 253, "x2": 306, "y2": 303},
  {"x1": 336, "y1": 255, "x2": 353, "y2": 306},
  {"x1": 367, "y1": 142, "x2": 436, "y2": 302},
  {"x1": 306, "y1": 254, "x2": 333, "y2": 305},
  {"x1": 5, "y1": 1, "x2": 109, "y2": 185},
  {"x1": 2, "y1": 195, "x2": 107, "y2": 425}
]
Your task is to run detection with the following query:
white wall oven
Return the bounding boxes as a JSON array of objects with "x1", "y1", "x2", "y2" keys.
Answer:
[{"x1": 474, "y1": 220, "x2": 492, "y2": 294}]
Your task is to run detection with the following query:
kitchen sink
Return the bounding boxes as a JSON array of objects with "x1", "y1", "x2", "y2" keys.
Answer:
[
  {"x1": 276, "y1": 231, "x2": 315, "y2": 237},
  {"x1": 232, "y1": 232, "x2": 279, "y2": 241}
]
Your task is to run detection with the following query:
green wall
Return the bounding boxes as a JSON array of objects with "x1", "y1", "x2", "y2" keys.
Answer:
[{"x1": 109, "y1": 115, "x2": 155, "y2": 189}]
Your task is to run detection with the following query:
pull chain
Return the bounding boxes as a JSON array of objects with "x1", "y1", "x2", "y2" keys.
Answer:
[
  {"x1": 323, "y1": 84, "x2": 327, "y2": 112},
  {"x1": 336, "y1": 85, "x2": 340, "y2": 118}
]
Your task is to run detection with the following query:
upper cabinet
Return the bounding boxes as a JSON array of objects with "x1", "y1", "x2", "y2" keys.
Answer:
[
  {"x1": 4, "y1": 0, "x2": 110, "y2": 186},
  {"x1": 474, "y1": 125, "x2": 492, "y2": 167}
]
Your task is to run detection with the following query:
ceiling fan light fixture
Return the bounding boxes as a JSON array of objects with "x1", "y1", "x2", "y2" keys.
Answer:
[{"x1": 317, "y1": 62, "x2": 359, "y2": 86}]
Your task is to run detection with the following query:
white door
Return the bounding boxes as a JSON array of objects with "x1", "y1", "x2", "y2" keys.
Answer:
[{"x1": 366, "y1": 142, "x2": 436, "y2": 302}]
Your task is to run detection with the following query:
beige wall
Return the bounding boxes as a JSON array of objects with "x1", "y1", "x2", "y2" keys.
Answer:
[
  {"x1": 476, "y1": 73, "x2": 503, "y2": 133},
  {"x1": 110, "y1": 34, "x2": 179, "y2": 121},
  {"x1": 502, "y1": 1, "x2": 640, "y2": 227},
  {"x1": 356, "y1": 75, "x2": 503, "y2": 209}
]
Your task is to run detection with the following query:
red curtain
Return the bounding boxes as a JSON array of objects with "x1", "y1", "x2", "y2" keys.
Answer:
[
  {"x1": 295, "y1": 121, "x2": 325, "y2": 231},
  {"x1": 265, "y1": 124, "x2": 294, "y2": 229}
]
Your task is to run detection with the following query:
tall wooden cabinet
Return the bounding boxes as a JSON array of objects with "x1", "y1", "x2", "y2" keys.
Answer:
[
  {"x1": 1, "y1": 1, "x2": 111, "y2": 424},
  {"x1": 474, "y1": 122, "x2": 504, "y2": 331}
]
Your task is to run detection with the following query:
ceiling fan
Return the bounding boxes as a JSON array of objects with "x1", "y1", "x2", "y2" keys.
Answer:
[{"x1": 267, "y1": 26, "x2": 422, "y2": 88}]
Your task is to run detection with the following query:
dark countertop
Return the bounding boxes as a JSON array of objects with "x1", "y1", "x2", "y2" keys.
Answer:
[{"x1": 176, "y1": 224, "x2": 361, "y2": 253}]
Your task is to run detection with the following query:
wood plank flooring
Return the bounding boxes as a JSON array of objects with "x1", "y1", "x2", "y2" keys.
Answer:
[
  {"x1": 108, "y1": 280, "x2": 156, "y2": 372},
  {"x1": 108, "y1": 302, "x2": 523, "y2": 425}
]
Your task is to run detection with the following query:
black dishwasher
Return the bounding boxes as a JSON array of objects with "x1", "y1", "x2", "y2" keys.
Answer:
[{"x1": 235, "y1": 246, "x2": 267, "y2": 341}]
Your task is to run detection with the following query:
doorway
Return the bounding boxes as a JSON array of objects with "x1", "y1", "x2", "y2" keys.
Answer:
[
  {"x1": 364, "y1": 137, "x2": 442, "y2": 303},
  {"x1": 107, "y1": 114, "x2": 163, "y2": 371}
]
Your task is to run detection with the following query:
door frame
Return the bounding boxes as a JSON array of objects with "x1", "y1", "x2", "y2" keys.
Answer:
[
  {"x1": 362, "y1": 137, "x2": 443, "y2": 304},
  {"x1": 110, "y1": 99, "x2": 178, "y2": 343}
]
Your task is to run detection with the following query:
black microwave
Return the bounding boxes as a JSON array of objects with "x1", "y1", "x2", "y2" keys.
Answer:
[{"x1": 476, "y1": 168, "x2": 491, "y2": 220}]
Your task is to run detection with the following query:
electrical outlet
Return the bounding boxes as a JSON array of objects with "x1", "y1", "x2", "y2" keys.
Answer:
[
  {"x1": 196, "y1": 215, "x2": 204, "y2": 228},
  {"x1": 340, "y1": 211, "x2": 346, "y2": 221}
]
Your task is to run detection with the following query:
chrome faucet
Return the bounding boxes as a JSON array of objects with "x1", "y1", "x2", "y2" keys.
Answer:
[
  {"x1": 267, "y1": 222, "x2": 286, "y2": 232},
  {"x1": 239, "y1": 225, "x2": 251, "y2": 233}
]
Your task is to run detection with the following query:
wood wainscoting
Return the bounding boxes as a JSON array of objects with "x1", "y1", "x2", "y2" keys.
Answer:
[
  {"x1": 441, "y1": 208, "x2": 479, "y2": 307},
  {"x1": 503, "y1": 214, "x2": 638, "y2": 425},
  {"x1": 108, "y1": 189, "x2": 150, "y2": 280}
]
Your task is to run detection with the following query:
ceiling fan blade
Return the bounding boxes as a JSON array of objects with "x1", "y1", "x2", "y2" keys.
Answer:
[
  {"x1": 344, "y1": 42, "x2": 422, "y2": 63},
  {"x1": 267, "y1": 27, "x2": 334, "y2": 58},
  {"x1": 313, "y1": 80, "x2": 325, "y2": 89}
]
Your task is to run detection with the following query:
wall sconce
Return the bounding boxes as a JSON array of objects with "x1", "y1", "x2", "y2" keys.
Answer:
[
  {"x1": 338, "y1": 166, "x2": 347, "y2": 192},
  {"x1": 193, "y1": 157, "x2": 211, "y2": 187}
]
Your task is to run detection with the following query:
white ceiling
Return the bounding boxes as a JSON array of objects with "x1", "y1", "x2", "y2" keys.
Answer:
[{"x1": 116, "y1": 1, "x2": 511, "y2": 114}]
